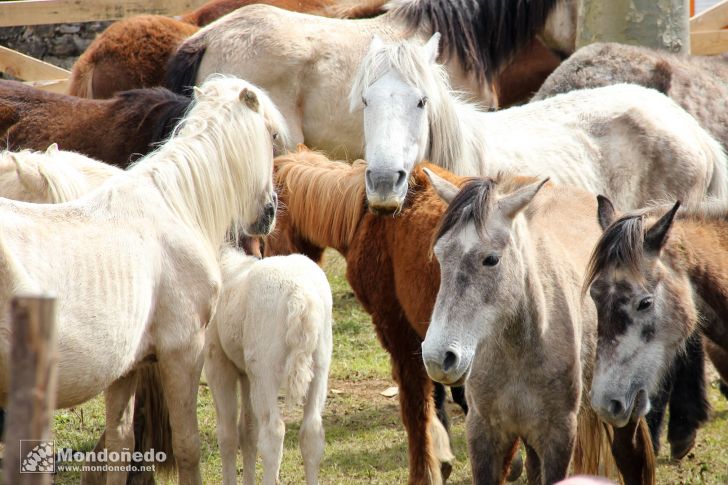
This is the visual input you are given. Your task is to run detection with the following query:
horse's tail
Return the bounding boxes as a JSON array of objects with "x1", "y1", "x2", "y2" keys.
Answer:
[
  {"x1": 572, "y1": 405, "x2": 618, "y2": 479},
  {"x1": 165, "y1": 39, "x2": 207, "y2": 96},
  {"x1": 131, "y1": 364, "x2": 176, "y2": 477},
  {"x1": 67, "y1": 55, "x2": 95, "y2": 98},
  {"x1": 283, "y1": 285, "x2": 324, "y2": 405}
]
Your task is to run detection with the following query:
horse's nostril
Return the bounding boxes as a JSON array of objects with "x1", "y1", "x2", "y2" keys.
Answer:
[
  {"x1": 608, "y1": 399, "x2": 624, "y2": 417},
  {"x1": 265, "y1": 203, "x2": 275, "y2": 218},
  {"x1": 365, "y1": 169, "x2": 374, "y2": 188},
  {"x1": 395, "y1": 170, "x2": 406, "y2": 188},
  {"x1": 442, "y1": 351, "x2": 458, "y2": 372}
]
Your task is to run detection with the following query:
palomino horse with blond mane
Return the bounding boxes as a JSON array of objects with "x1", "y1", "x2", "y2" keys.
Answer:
[
  {"x1": 421, "y1": 173, "x2": 655, "y2": 484},
  {"x1": 0, "y1": 76, "x2": 286, "y2": 485},
  {"x1": 264, "y1": 148, "x2": 654, "y2": 484},
  {"x1": 166, "y1": 0, "x2": 576, "y2": 158},
  {"x1": 584, "y1": 197, "x2": 728, "y2": 432},
  {"x1": 350, "y1": 34, "x2": 727, "y2": 214}
]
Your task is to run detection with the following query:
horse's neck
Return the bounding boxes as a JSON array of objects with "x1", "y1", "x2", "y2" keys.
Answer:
[
  {"x1": 428, "y1": 96, "x2": 489, "y2": 176},
  {"x1": 673, "y1": 219, "x2": 728, "y2": 334}
]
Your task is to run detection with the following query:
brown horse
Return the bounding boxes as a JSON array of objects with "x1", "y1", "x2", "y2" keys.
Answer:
[
  {"x1": 534, "y1": 42, "x2": 728, "y2": 150},
  {"x1": 585, "y1": 197, "x2": 728, "y2": 447},
  {"x1": 67, "y1": 0, "x2": 388, "y2": 98},
  {"x1": 264, "y1": 147, "x2": 479, "y2": 484},
  {"x1": 495, "y1": 38, "x2": 563, "y2": 107},
  {"x1": 0, "y1": 80, "x2": 189, "y2": 167}
]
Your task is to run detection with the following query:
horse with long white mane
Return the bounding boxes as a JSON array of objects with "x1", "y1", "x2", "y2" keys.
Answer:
[
  {"x1": 206, "y1": 247, "x2": 333, "y2": 485},
  {"x1": 349, "y1": 34, "x2": 728, "y2": 214},
  {"x1": 0, "y1": 75, "x2": 287, "y2": 485},
  {"x1": 165, "y1": 0, "x2": 576, "y2": 159}
]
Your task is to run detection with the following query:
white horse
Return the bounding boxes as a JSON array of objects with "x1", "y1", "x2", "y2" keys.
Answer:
[
  {"x1": 166, "y1": 0, "x2": 576, "y2": 159},
  {"x1": 205, "y1": 247, "x2": 333, "y2": 485},
  {"x1": 349, "y1": 34, "x2": 728, "y2": 213},
  {"x1": 0, "y1": 144, "x2": 120, "y2": 203},
  {"x1": 0, "y1": 76, "x2": 287, "y2": 485}
]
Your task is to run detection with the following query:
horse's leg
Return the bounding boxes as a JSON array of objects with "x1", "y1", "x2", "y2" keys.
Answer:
[
  {"x1": 388, "y1": 320, "x2": 449, "y2": 485},
  {"x1": 666, "y1": 333, "x2": 708, "y2": 460},
  {"x1": 466, "y1": 408, "x2": 518, "y2": 485},
  {"x1": 249, "y1": 373, "x2": 285, "y2": 485},
  {"x1": 299, "y1": 346, "x2": 329, "y2": 485},
  {"x1": 238, "y1": 374, "x2": 258, "y2": 485},
  {"x1": 705, "y1": 337, "x2": 728, "y2": 399},
  {"x1": 531, "y1": 415, "x2": 576, "y2": 485},
  {"x1": 451, "y1": 385, "x2": 469, "y2": 414},
  {"x1": 158, "y1": 342, "x2": 204, "y2": 485},
  {"x1": 433, "y1": 382, "x2": 450, "y2": 432},
  {"x1": 611, "y1": 418, "x2": 655, "y2": 485},
  {"x1": 104, "y1": 370, "x2": 138, "y2": 485},
  {"x1": 644, "y1": 372, "x2": 671, "y2": 455},
  {"x1": 205, "y1": 336, "x2": 240, "y2": 485}
]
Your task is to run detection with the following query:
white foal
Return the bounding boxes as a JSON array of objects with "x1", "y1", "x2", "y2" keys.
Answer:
[{"x1": 205, "y1": 247, "x2": 333, "y2": 485}]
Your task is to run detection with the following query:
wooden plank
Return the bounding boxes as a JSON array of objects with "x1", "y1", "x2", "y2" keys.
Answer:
[
  {"x1": 690, "y1": 0, "x2": 728, "y2": 31},
  {"x1": 4, "y1": 295, "x2": 58, "y2": 485},
  {"x1": 691, "y1": 29, "x2": 728, "y2": 54},
  {"x1": 23, "y1": 79, "x2": 70, "y2": 94},
  {"x1": 0, "y1": 0, "x2": 207, "y2": 28},
  {"x1": 0, "y1": 46, "x2": 70, "y2": 81}
]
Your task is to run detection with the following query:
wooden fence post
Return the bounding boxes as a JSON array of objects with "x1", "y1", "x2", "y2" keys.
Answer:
[
  {"x1": 577, "y1": 0, "x2": 691, "y2": 53},
  {"x1": 3, "y1": 295, "x2": 58, "y2": 485}
]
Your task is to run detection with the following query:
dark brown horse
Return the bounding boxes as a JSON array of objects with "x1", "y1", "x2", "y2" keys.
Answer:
[
  {"x1": 0, "y1": 80, "x2": 189, "y2": 168},
  {"x1": 67, "y1": 0, "x2": 388, "y2": 98}
]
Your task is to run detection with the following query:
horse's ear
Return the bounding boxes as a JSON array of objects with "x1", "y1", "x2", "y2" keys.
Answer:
[
  {"x1": 368, "y1": 34, "x2": 385, "y2": 54},
  {"x1": 644, "y1": 201, "x2": 680, "y2": 254},
  {"x1": 12, "y1": 155, "x2": 47, "y2": 192},
  {"x1": 424, "y1": 33, "x2": 441, "y2": 64},
  {"x1": 423, "y1": 167, "x2": 459, "y2": 204},
  {"x1": 497, "y1": 178, "x2": 549, "y2": 220},
  {"x1": 192, "y1": 86, "x2": 203, "y2": 98},
  {"x1": 240, "y1": 87, "x2": 259, "y2": 112},
  {"x1": 46, "y1": 143, "x2": 59, "y2": 154},
  {"x1": 596, "y1": 195, "x2": 616, "y2": 231}
]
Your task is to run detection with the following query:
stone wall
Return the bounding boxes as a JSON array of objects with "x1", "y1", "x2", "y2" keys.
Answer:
[{"x1": 0, "y1": 21, "x2": 111, "y2": 73}]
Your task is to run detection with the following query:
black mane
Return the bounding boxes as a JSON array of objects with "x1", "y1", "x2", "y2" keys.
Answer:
[
  {"x1": 434, "y1": 177, "x2": 495, "y2": 243},
  {"x1": 391, "y1": 0, "x2": 562, "y2": 85},
  {"x1": 113, "y1": 88, "x2": 192, "y2": 151}
]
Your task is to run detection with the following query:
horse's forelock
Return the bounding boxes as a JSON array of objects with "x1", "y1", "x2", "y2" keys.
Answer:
[
  {"x1": 433, "y1": 178, "x2": 495, "y2": 246},
  {"x1": 583, "y1": 214, "x2": 648, "y2": 295}
]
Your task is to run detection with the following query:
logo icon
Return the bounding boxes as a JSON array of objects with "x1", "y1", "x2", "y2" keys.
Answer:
[{"x1": 20, "y1": 440, "x2": 55, "y2": 473}]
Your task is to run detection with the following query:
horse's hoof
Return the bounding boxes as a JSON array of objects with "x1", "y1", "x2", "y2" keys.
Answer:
[
  {"x1": 670, "y1": 430, "x2": 697, "y2": 461},
  {"x1": 441, "y1": 460, "x2": 453, "y2": 482},
  {"x1": 719, "y1": 380, "x2": 728, "y2": 400},
  {"x1": 506, "y1": 452, "x2": 524, "y2": 482}
]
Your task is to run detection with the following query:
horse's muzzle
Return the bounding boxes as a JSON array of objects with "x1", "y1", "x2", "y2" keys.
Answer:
[
  {"x1": 246, "y1": 199, "x2": 277, "y2": 236},
  {"x1": 365, "y1": 168, "x2": 407, "y2": 215}
]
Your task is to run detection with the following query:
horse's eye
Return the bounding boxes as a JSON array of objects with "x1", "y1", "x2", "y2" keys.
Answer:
[
  {"x1": 637, "y1": 297, "x2": 653, "y2": 312},
  {"x1": 417, "y1": 96, "x2": 428, "y2": 108},
  {"x1": 362, "y1": 97, "x2": 368, "y2": 107},
  {"x1": 482, "y1": 255, "x2": 499, "y2": 267},
  {"x1": 272, "y1": 133, "x2": 279, "y2": 141}
]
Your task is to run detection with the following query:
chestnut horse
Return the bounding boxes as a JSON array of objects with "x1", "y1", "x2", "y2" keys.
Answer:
[
  {"x1": 585, "y1": 197, "x2": 728, "y2": 442},
  {"x1": 0, "y1": 80, "x2": 189, "y2": 168},
  {"x1": 67, "y1": 0, "x2": 388, "y2": 98},
  {"x1": 265, "y1": 147, "x2": 617, "y2": 483}
]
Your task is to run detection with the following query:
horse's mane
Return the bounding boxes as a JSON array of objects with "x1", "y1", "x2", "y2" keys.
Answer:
[
  {"x1": 274, "y1": 147, "x2": 367, "y2": 250},
  {"x1": 387, "y1": 0, "x2": 562, "y2": 84},
  {"x1": 112, "y1": 88, "x2": 193, "y2": 149},
  {"x1": 350, "y1": 37, "x2": 483, "y2": 174},
  {"x1": 129, "y1": 75, "x2": 286, "y2": 251},
  {"x1": 434, "y1": 174, "x2": 541, "y2": 243},
  {"x1": 584, "y1": 201, "x2": 728, "y2": 293}
]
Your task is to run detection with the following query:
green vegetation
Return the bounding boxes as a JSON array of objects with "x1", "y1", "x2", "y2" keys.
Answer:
[{"x1": 51, "y1": 250, "x2": 728, "y2": 484}]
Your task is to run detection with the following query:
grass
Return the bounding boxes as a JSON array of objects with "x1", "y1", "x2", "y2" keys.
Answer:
[{"x1": 46, "y1": 250, "x2": 728, "y2": 484}]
